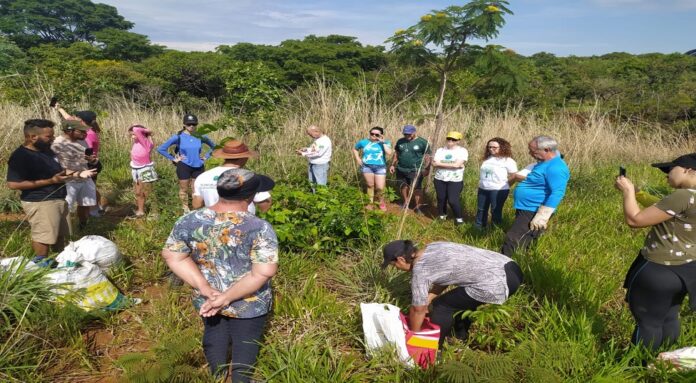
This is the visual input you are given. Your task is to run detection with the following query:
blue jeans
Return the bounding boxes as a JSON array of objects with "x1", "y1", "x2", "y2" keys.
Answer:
[
  {"x1": 308, "y1": 162, "x2": 329, "y2": 187},
  {"x1": 475, "y1": 188, "x2": 510, "y2": 227},
  {"x1": 202, "y1": 314, "x2": 267, "y2": 382}
]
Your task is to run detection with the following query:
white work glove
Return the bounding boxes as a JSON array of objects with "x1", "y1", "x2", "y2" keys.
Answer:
[{"x1": 530, "y1": 206, "x2": 555, "y2": 231}]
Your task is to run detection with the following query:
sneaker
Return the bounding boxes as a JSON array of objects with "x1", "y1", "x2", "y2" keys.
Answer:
[
  {"x1": 31, "y1": 256, "x2": 57, "y2": 268},
  {"x1": 438, "y1": 215, "x2": 447, "y2": 220},
  {"x1": 379, "y1": 202, "x2": 387, "y2": 212},
  {"x1": 455, "y1": 219, "x2": 464, "y2": 226}
]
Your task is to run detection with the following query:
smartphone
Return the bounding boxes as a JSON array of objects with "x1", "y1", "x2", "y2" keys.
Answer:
[
  {"x1": 619, "y1": 166, "x2": 626, "y2": 177},
  {"x1": 85, "y1": 148, "x2": 94, "y2": 156},
  {"x1": 49, "y1": 96, "x2": 58, "y2": 108}
]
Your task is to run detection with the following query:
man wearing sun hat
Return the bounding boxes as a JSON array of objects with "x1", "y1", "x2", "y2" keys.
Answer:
[
  {"x1": 390, "y1": 125, "x2": 432, "y2": 213},
  {"x1": 163, "y1": 168, "x2": 278, "y2": 381},
  {"x1": 192, "y1": 140, "x2": 274, "y2": 214}
]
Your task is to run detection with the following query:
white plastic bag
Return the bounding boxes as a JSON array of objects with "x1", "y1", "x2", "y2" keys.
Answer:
[
  {"x1": 46, "y1": 261, "x2": 125, "y2": 311},
  {"x1": 657, "y1": 347, "x2": 696, "y2": 370},
  {"x1": 360, "y1": 303, "x2": 412, "y2": 366},
  {"x1": 57, "y1": 235, "x2": 122, "y2": 271},
  {"x1": 0, "y1": 257, "x2": 37, "y2": 273}
]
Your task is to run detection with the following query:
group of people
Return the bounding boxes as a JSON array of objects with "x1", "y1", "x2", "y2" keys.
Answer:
[{"x1": 6, "y1": 109, "x2": 696, "y2": 380}]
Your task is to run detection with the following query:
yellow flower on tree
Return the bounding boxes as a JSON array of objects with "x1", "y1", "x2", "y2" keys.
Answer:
[
  {"x1": 435, "y1": 12, "x2": 446, "y2": 18},
  {"x1": 485, "y1": 5, "x2": 500, "y2": 12},
  {"x1": 412, "y1": 39, "x2": 424, "y2": 47},
  {"x1": 421, "y1": 14, "x2": 433, "y2": 22}
]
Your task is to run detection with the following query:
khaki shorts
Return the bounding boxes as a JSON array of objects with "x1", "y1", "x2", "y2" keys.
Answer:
[{"x1": 21, "y1": 199, "x2": 69, "y2": 245}]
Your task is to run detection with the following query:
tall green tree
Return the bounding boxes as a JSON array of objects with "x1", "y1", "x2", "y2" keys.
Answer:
[
  {"x1": 0, "y1": 0, "x2": 133, "y2": 49},
  {"x1": 94, "y1": 28, "x2": 164, "y2": 61},
  {"x1": 387, "y1": 1, "x2": 513, "y2": 144},
  {"x1": 222, "y1": 61, "x2": 284, "y2": 133}
]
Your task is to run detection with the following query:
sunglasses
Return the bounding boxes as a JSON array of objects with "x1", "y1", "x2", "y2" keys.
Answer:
[
  {"x1": 370, "y1": 132, "x2": 381, "y2": 137},
  {"x1": 185, "y1": 124, "x2": 198, "y2": 127},
  {"x1": 446, "y1": 138, "x2": 459, "y2": 141}
]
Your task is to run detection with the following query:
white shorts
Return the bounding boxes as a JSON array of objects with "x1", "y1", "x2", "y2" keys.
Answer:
[
  {"x1": 131, "y1": 164, "x2": 158, "y2": 183},
  {"x1": 66, "y1": 179, "x2": 97, "y2": 208}
]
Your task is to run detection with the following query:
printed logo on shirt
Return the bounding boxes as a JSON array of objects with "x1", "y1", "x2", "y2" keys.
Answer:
[
  {"x1": 414, "y1": 145, "x2": 420, "y2": 150},
  {"x1": 445, "y1": 154, "x2": 452, "y2": 160}
]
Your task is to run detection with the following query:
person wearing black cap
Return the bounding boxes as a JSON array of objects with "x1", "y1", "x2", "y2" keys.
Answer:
[
  {"x1": 381, "y1": 240, "x2": 522, "y2": 345},
  {"x1": 162, "y1": 168, "x2": 278, "y2": 381},
  {"x1": 616, "y1": 153, "x2": 696, "y2": 351},
  {"x1": 157, "y1": 114, "x2": 215, "y2": 212}
]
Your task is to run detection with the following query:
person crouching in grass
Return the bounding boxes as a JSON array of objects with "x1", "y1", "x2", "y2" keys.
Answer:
[
  {"x1": 381, "y1": 240, "x2": 522, "y2": 346},
  {"x1": 162, "y1": 168, "x2": 278, "y2": 382}
]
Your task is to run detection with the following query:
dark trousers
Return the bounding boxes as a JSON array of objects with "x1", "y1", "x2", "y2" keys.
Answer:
[
  {"x1": 626, "y1": 260, "x2": 687, "y2": 351},
  {"x1": 202, "y1": 314, "x2": 267, "y2": 382},
  {"x1": 433, "y1": 179, "x2": 464, "y2": 219},
  {"x1": 501, "y1": 209, "x2": 543, "y2": 257},
  {"x1": 429, "y1": 262, "x2": 523, "y2": 345},
  {"x1": 475, "y1": 188, "x2": 510, "y2": 227}
]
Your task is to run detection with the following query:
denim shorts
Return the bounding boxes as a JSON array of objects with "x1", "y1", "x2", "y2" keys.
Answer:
[{"x1": 361, "y1": 164, "x2": 387, "y2": 175}]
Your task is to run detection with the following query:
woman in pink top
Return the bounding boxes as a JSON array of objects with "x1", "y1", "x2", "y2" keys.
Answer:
[{"x1": 129, "y1": 124, "x2": 158, "y2": 218}]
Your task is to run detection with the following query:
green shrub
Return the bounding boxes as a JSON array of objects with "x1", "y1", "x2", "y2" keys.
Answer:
[{"x1": 260, "y1": 183, "x2": 392, "y2": 256}]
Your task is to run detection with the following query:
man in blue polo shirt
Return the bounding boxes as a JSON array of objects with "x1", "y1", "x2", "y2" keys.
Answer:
[{"x1": 501, "y1": 136, "x2": 570, "y2": 257}]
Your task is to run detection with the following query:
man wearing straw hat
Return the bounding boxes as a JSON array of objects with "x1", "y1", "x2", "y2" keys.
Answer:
[
  {"x1": 6, "y1": 119, "x2": 93, "y2": 265},
  {"x1": 192, "y1": 140, "x2": 274, "y2": 214}
]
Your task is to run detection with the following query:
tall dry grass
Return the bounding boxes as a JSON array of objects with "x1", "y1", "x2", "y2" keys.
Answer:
[{"x1": 1, "y1": 81, "x2": 691, "y2": 180}]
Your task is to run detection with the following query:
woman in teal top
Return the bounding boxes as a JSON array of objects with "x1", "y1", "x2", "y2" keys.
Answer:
[{"x1": 352, "y1": 126, "x2": 392, "y2": 211}]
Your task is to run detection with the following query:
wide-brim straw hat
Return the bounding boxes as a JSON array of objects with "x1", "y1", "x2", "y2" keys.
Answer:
[{"x1": 212, "y1": 140, "x2": 259, "y2": 159}]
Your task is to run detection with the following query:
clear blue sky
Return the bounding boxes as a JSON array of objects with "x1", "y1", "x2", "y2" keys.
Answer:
[{"x1": 99, "y1": 0, "x2": 696, "y2": 56}]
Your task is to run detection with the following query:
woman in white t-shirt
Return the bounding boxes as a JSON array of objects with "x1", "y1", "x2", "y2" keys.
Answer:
[
  {"x1": 475, "y1": 137, "x2": 518, "y2": 228},
  {"x1": 432, "y1": 131, "x2": 468, "y2": 224}
]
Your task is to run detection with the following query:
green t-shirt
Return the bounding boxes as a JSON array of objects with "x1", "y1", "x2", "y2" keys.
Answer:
[
  {"x1": 395, "y1": 136, "x2": 431, "y2": 173},
  {"x1": 641, "y1": 189, "x2": 696, "y2": 265}
]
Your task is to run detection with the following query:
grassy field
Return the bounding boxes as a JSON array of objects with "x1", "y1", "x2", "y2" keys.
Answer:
[{"x1": 2, "y1": 87, "x2": 696, "y2": 382}]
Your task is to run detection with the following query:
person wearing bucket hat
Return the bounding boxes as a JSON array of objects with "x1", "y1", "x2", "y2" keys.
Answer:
[
  {"x1": 163, "y1": 168, "x2": 278, "y2": 381},
  {"x1": 380, "y1": 239, "x2": 522, "y2": 345},
  {"x1": 475, "y1": 137, "x2": 518, "y2": 228},
  {"x1": 432, "y1": 131, "x2": 468, "y2": 224},
  {"x1": 615, "y1": 153, "x2": 696, "y2": 351},
  {"x1": 192, "y1": 140, "x2": 274, "y2": 214},
  {"x1": 390, "y1": 125, "x2": 431, "y2": 213},
  {"x1": 157, "y1": 113, "x2": 215, "y2": 212}
]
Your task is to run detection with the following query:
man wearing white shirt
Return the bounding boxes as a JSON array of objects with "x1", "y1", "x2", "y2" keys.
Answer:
[
  {"x1": 192, "y1": 140, "x2": 273, "y2": 214},
  {"x1": 296, "y1": 125, "x2": 332, "y2": 192}
]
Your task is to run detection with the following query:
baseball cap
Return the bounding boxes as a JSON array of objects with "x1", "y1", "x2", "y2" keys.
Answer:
[
  {"x1": 217, "y1": 169, "x2": 275, "y2": 200},
  {"x1": 446, "y1": 131, "x2": 463, "y2": 140},
  {"x1": 651, "y1": 153, "x2": 696, "y2": 173},
  {"x1": 62, "y1": 120, "x2": 88, "y2": 132},
  {"x1": 75, "y1": 111, "x2": 97, "y2": 125},
  {"x1": 402, "y1": 125, "x2": 417, "y2": 135},
  {"x1": 381, "y1": 240, "x2": 415, "y2": 268}
]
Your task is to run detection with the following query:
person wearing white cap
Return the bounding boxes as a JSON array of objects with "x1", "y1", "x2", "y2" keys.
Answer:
[{"x1": 432, "y1": 131, "x2": 468, "y2": 224}]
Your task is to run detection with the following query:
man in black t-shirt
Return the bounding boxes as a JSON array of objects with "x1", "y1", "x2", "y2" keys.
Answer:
[{"x1": 6, "y1": 119, "x2": 93, "y2": 264}]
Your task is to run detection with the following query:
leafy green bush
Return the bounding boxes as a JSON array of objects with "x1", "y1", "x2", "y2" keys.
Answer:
[{"x1": 260, "y1": 183, "x2": 392, "y2": 256}]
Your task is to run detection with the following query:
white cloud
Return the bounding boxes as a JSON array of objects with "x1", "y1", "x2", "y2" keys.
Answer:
[{"x1": 153, "y1": 41, "x2": 222, "y2": 52}]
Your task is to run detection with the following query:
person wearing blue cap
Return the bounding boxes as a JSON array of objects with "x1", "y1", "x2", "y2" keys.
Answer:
[{"x1": 390, "y1": 125, "x2": 431, "y2": 213}]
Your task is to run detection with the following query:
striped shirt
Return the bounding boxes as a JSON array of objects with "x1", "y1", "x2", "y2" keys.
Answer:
[{"x1": 411, "y1": 242, "x2": 514, "y2": 306}]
